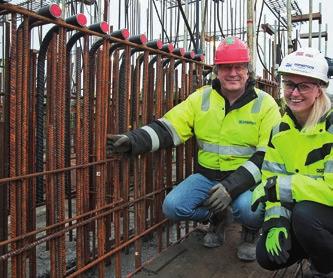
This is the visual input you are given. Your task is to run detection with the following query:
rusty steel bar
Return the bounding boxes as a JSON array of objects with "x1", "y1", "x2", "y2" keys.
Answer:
[
  {"x1": 45, "y1": 32, "x2": 57, "y2": 276},
  {"x1": 95, "y1": 47, "x2": 105, "y2": 277},
  {"x1": 27, "y1": 49, "x2": 38, "y2": 278},
  {"x1": 133, "y1": 53, "x2": 142, "y2": 269},
  {"x1": 20, "y1": 15, "x2": 30, "y2": 277},
  {"x1": 117, "y1": 45, "x2": 131, "y2": 264},
  {"x1": 0, "y1": 157, "x2": 122, "y2": 185},
  {"x1": 0, "y1": 196, "x2": 124, "y2": 250},
  {"x1": 9, "y1": 11, "x2": 19, "y2": 277},
  {"x1": 55, "y1": 25, "x2": 66, "y2": 277},
  {"x1": 0, "y1": 18, "x2": 10, "y2": 278},
  {"x1": 0, "y1": 4, "x2": 280, "y2": 277},
  {"x1": 184, "y1": 62, "x2": 196, "y2": 235},
  {"x1": 111, "y1": 48, "x2": 122, "y2": 278},
  {"x1": 67, "y1": 219, "x2": 169, "y2": 278},
  {"x1": 0, "y1": 117, "x2": 7, "y2": 277},
  {"x1": 88, "y1": 37, "x2": 101, "y2": 263},
  {"x1": 0, "y1": 188, "x2": 167, "y2": 261},
  {"x1": 164, "y1": 61, "x2": 176, "y2": 247},
  {"x1": 177, "y1": 60, "x2": 188, "y2": 241},
  {"x1": 79, "y1": 34, "x2": 91, "y2": 268},
  {"x1": 154, "y1": 54, "x2": 164, "y2": 253},
  {"x1": 0, "y1": 3, "x2": 210, "y2": 65}
]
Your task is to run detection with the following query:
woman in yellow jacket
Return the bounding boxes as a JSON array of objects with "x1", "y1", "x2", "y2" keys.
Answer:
[{"x1": 251, "y1": 47, "x2": 333, "y2": 276}]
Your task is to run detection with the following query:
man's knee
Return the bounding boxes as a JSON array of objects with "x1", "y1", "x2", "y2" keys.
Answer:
[
  {"x1": 232, "y1": 191, "x2": 264, "y2": 229},
  {"x1": 162, "y1": 194, "x2": 191, "y2": 221},
  {"x1": 162, "y1": 194, "x2": 177, "y2": 220}
]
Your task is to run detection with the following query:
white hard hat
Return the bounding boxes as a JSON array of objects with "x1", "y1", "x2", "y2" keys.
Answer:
[{"x1": 278, "y1": 47, "x2": 329, "y2": 84}]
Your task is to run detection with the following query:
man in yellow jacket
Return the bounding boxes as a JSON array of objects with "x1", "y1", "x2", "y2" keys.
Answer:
[{"x1": 108, "y1": 36, "x2": 280, "y2": 261}]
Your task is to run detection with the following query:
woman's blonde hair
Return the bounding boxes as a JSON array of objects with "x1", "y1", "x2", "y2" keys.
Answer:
[{"x1": 303, "y1": 85, "x2": 331, "y2": 132}]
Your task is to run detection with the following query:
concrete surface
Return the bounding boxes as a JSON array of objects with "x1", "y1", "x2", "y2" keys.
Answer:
[{"x1": 133, "y1": 223, "x2": 301, "y2": 278}]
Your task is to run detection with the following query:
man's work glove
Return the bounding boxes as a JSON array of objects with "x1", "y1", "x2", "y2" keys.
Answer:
[
  {"x1": 265, "y1": 227, "x2": 291, "y2": 264},
  {"x1": 204, "y1": 183, "x2": 232, "y2": 213},
  {"x1": 251, "y1": 176, "x2": 278, "y2": 212},
  {"x1": 106, "y1": 134, "x2": 131, "y2": 154}
]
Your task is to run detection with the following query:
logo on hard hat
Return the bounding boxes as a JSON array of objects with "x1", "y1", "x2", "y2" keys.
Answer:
[
  {"x1": 226, "y1": 37, "x2": 234, "y2": 45},
  {"x1": 288, "y1": 63, "x2": 315, "y2": 73},
  {"x1": 294, "y1": 63, "x2": 314, "y2": 70}
]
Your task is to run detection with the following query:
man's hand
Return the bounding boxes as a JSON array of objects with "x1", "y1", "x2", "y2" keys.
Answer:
[
  {"x1": 265, "y1": 227, "x2": 291, "y2": 264},
  {"x1": 204, "y1": 183, "x2": 232, "y2": 213},
  {"x1": 106, "y1": 134, "x2": 131, "y2": 154},
  {"x1": 251, "y1": 176, "x2": 278, "y2": 211}
]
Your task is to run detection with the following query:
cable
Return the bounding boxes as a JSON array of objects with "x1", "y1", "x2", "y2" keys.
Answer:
[
  {"x1": 152, "y1": 0, "x2": 170, "y2": 42},
  {"x1": 256, "y1": 0, "x2": 274, "y2": 78},
  {"x1": 216, "y1": 0, "x2": 225, "y2": 38},
  {"x1": 176, "y1": 0, "x2": 197, "y2": 50},
  {"x1": 174, "y1": 4, "x2": 180, "y2": 46},
  {"x1": 126, "y1": 0, "x2": 130, "y2": 29}
]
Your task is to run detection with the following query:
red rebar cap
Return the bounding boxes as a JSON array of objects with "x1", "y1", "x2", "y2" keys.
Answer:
[
  {"x1": 140, "y1": 34, "x2": 148, "y2": 44},
  {"x1": 184, "y1": 51, "x2": 195, "y2": 59},
  {"x1": 167, "y1": 43, "x2": 174, "y2": 53},
  {"x1": 121, "y1": 29, "x2": 130, "y2": 39},
  {"x1": 49, "y1": 3, "x2": 62, "y2": 18},
  {"x1": 195, "y1": 54, "x2": 205, "y2": 62},
  {"x1": 146, "y1": 39, "x2": 163, "y2": 49},
  {"x1": 100, "y1": 21, "x2": 109, "y2": 34},
  {"x1": 156, "y1": 40, "x2": 163, "y2": 49},
  {"x1": 76, "y1": 13, "x2": 87, "y2": 27},
  {"x1": 174, "y1": 48, "x2": 185, "y2": 56}
]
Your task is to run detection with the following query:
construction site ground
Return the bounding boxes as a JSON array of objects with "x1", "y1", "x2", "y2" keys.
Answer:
[{"x1": 133, "y1": 222, "x2": 299, "y2": 278}]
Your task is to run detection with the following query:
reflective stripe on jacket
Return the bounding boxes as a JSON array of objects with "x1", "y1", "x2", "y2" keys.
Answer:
[
  {"x1": 262, "y1": 109, "x2": 333, "y2": 224},
  {"x1": 160, "y1": 85, "x2": 280, "y2": 173}
]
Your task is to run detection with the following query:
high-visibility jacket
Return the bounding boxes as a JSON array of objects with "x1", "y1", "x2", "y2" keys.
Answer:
[
  {"x1": 261, "y1": 108, "x2": 333, "y2": 230},
  {"x1": 127, "y1": 81, "x2": 280, "y2": 198}
]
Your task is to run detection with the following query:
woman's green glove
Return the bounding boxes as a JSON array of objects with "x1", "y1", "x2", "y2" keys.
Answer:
[{"x1": 265, "y1": 227, "x2": 291, "y2": 264}]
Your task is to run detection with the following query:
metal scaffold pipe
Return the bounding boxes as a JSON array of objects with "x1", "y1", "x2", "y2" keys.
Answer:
[
  {"x1": 247, "y1": 0, "x2": 255, "y2": 73},
  {"x1": 319, "y1": 2, "x2": 322, "y2": 52},
  {"x1": 287, "y1": 0, "x2": 293, "y2": 54},
  {"x1": 309, "y1": 0, "x2": 313, "y2": 47}
]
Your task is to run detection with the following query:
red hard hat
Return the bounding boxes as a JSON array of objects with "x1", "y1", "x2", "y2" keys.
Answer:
[{"x1": 214, "y1": 36, "x2": 250, "y2": 64}]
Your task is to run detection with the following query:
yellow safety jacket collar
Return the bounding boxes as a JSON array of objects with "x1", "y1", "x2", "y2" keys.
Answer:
[{"x1": 211, "y1": 78, "x2": 258, "y2": 113}]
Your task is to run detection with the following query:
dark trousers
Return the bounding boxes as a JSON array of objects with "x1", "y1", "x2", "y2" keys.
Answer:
[{"x1": 256, "y1": 201, "x2": 333, "y2": 274}]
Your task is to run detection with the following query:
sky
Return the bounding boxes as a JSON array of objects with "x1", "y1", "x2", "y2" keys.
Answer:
[
  {"x1": 104, "y1": 0, "x2": 332, "y2": 58},
  {"x1": 7, "y1": 0, "x2": 331, "y2": 91},
  {"x1": 101, "y1": 0, "x2": 332, "y2": 92},
  {"x1": 270, "y1": 0, "x2": 333, "y2": 93},
  {"x1": 292, "y1": 0, "x2": 332, "y2": 58}
]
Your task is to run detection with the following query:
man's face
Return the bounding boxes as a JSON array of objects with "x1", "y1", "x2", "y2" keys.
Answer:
[{"x1": 217, "y1": 63, "x2": 249, "y2": 93}]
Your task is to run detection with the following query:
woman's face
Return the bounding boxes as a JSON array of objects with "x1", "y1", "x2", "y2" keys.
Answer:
[{"x1": 283, "y1": 74, "x2": 321, "y2": 119}]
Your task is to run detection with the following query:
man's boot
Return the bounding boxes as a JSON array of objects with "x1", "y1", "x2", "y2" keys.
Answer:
[
  {"x1": 237, "y1": 225, "x2": 259, "y2": 261},
  {"x1": 202, "y1": 207, "x2": 233, "y2": 248}
]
